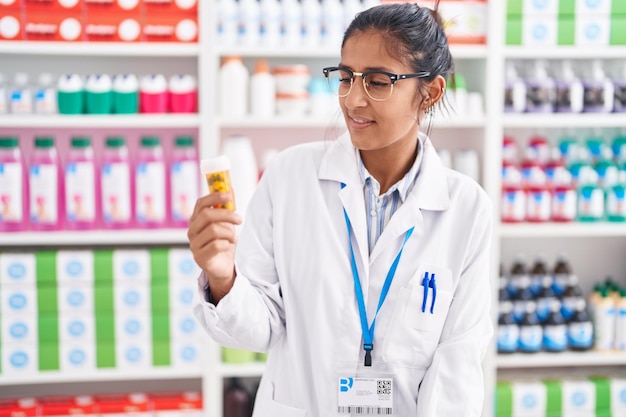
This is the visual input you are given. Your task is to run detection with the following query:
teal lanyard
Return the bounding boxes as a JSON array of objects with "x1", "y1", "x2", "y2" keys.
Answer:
[{"x1": 341, "y1": 184, "x2": 414, "y2": 366}]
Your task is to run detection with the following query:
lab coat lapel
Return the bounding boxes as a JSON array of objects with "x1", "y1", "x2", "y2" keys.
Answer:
[{"x1": 370, "y1": 138, "x2": 451, "y2": 264}]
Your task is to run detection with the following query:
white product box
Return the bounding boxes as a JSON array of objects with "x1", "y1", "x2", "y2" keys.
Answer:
[
  {"x1": 57, "y1": 283, "x2": 94, "y2": 312},
  {"x1": 2, "y1": 316, "x2": 37, "y2": 345},
  {"x1": 171, "y1": 340, "x2": 203, "y2": 368},
  {"x1": 114, "y1": 313, "x2": 151, "y2": 341},
  {"x1": 171, "y1": 311, "x2": 200, "y2": 341},
  {"x1": 113, "y1": 250, "x2": 151, "y2": 282},
  {"x1": 0, "y1": 253, "x2": 36, "y2": 284},
  {"x1": 523, "y1": 15, "x2": 558, "y2": 46},
  {"x1": 576, "y1": 0, "x2": 611, "y2": 15},
  {"x1": 523, "y1": 0, "x2": 559, "y2": 15},
  {"x1": 59, "y1": 315, "x2": 95, "y2": 343},
  {"x1": 116, "y1": 341, "x2": 152, "y2": 369},
  {"x1": 60, "y1": 343, "x2": 96, "y2": 372},
  {"x1": 612, "y1": 378, "x2": 626, "y2": 413},
  {"x1": 1, "y1": 286, "x2": 37, "y2": 316},
  {"x1": 56, "y1": 251, "x2": 94, "y2": 284},
  {"x1": 512, "y1": 381, "x2": 547, "y2": 417},
  {"x1": 169, "y1": 281, "x2": 195, "y2": 311},
  {"x1": 114, "y1": 282, "x2": 150, "y2": 311},
  {"x1": 168, "y1": 248, "x2": 200, "y2": 282},
  {"x1": 576, "y1": 15, "x2": 610, "y2": 46},
  {"x1": 1, "y1": 344, "x2": 38, "y2": 376},
  {"x1": 562, "y1": 380, "x2": 596, "y2": 414}
]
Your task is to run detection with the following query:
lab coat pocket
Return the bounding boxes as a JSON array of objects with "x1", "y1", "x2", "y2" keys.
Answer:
[{"x1": 264, "y1": 382, "x2": 306, "y2": 417}]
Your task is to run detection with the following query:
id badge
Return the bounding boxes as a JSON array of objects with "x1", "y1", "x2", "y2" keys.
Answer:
[{"x1": 337, "y1": 363, "x2": 395, "y2": 415}]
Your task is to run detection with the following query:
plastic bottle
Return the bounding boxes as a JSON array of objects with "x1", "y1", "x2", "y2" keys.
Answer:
[
  {"x1": 614, "y1": 60, "x2": 626, "y2": 112},
  {"x1": 250, "y1": 59, "x2": 276, "y2": 118},
  {"x1": 518, "y1": 301, "x2": 543, "y2": 353},
  {"x1": 34, "y1": 73, "x2": 58, "y2": 114},
  {"x1": 606, "y1": 171, "x2": 626, "y2": 222},
  {"x1": 168, "y1": 74, "x2": 197, "y2": 113},
  {"x1": 582, "y1": 60, "x2": 614, "y2": 113},
  {"x1": 57, "y1": 74, "x2": 84, "y2": 115},
  {"x1": 545, "y1": 148, "x2": 566, "y2": 188},
  {"x1": 0, "y1": 136, "x2": 26, "y2": 231},
  {"x1": 551, "y1": 252, "x2": 572, "y2": 296},
  {"x1": 301, "y1": 0, "x2": 322, "y2": 48},
  {"x1": 221, "y1": 135, "x2": 258, "y2": 220},
  {"x1": 551, "y1": 169, "x2": 577, "y2": 222},
  {"x1": 281, "y1": 0, "x2": 302, "y2": 47},
  {"x1": 10, "y1": 72, "x2": 33, "y2": 114},
  {"x1": 513, "y1": 275, "x2": 534, "y2": 324},
  {"x1": 528, "y1": 254, "x2": 549, "y2": 297},
  {"x1": 200, "y1": 155, "x2": 236, "y2": 211},
  {"x1": 239, "y1": 0, "x2": 261, "y2": 47},
  {"x1": 536, "y1": 275, "x2": 559, "y2": 324},
  {"x1": 0, "y1": 74, "x2": 7, "y2": 114},
  {"x1": 85, "y1": 74, "x2": 113, "y2": 115},
  {"x1": 260, "y1": 0, "x2": 281, "y2": 47},
  {"x1": 170, "y1": 136, "x2": 199, "y2": 228},
  {"x1": 560, "y1": 274, "x2": 584, "y2": 321},
  {"x1": 223, "y1": 378, "x2": 251, "y2": 417},
  {"x1": 139, "y1": 74, "x2": 168, "y2": 114},
  {"x1": 554, "y1": 60, "x2": 584, "y2": 113},
  {"x1": 593, "y1": 287, "x2": 616, "y2": 351},
  {"x1": 321, "y1": 0, "x2": 343, "y2": 49},
  {"x1": 29, "y1": 136, "x2": 61, "y2": 230},
  {"x1": 577, "y1": 169, "x2": 604, "y2": 222},
  {"x1": 525, "y1": 60, "x2": 556, "y2": 113},
  {"x1": 497, "y1": 300, "x2": 519, "y2": 354},
  {"x1": 508, "y1": 254, "x2": 528, "y2": 299},
  {"x1": 101, "y1": 136, "x2": 132, "y2": 229},
  {"x1": 135, "y1": 136, "x2": 167, "y2": 228},
  {"x1": 501, "y1": 171, "x2": 526, "y2": 222},
  {"x1": 503, "y1": 61, "x2": 526, "y2": 113},
  {"x1": 219, "y1": 56, "x2": 249, "y2": 118},
  {"x1": 451, "y1": 73, "x2": 468, "y2": 117},
  {"x1": 65, "y1": 137, "x2": 98, "y2": 230},
  {"x1": 543, "y1": 299, "x2": 568, "y2": 353},
  {"x1": 585, "y1": 130, "x2": 608, "y2": 164},
  {"x1": 112, "y1": 74, "x2": 139, "y2": 114},
  {"x1": 520, "y1": 147, "x2": 547, "y2": 190},
  {"x1": 594, "y1": 147, "x2": 619, "y2": 190},
  {"x1": 557, "y1": 132, "x2": 580, "y2": 166},
  {"x1": 567, "y1": 299, "x2": 593, "y2": 351},
  {"x1": 567, "y1": 147, "x2": 594, "y2": 186},
  {"x1": 217, "y1": 0, "x2": 239, "y2": 47},
  {"x1": 615, "y1": 287, "x2": 626, "y2": 350}
]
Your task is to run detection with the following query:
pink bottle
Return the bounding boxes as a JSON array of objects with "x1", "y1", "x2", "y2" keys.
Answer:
[
  {"x1": 101, "y1": 136, "x2": 133, "y2": 229},
  {"x1": 139, "y1": 74, "x2": 168, "y2": 113},
  {"x1": 169, "y1": 136, "x2": 199, "y2": 228},
  {"x1": 29, "y1": 136, "x2": 62, "y2": 231},
  {"x1": 551, "y1": 170, "x2": 577, "y2": 222},
  {"x1": 65, "y1": 136, "x2": 99, "y2": 230},
  {"x1": 135, "y1": 136, "x2": 167, "y2": 228},
  {"x1": 168, "y1": 74, "x2": 197, "y2": 113},
  {"x1": 0, "y1": 136, "x2": 26, "y2": 232}
]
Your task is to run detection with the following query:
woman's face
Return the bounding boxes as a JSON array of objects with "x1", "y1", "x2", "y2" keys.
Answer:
[{"x1": 339, "y1": 30, "x2": 425, "y2": 153}]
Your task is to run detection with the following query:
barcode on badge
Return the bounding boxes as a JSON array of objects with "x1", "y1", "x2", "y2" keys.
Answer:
[
  {"x1": 337, "y1": 406, "x2": 393, "y2": 414},
  {"x1": 377, "y1": 380, "x2": 391, "y2": 396}
]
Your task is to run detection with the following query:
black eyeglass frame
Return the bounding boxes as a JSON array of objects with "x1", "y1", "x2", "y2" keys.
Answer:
[{"x1": 322, "y1": 66, "x2": 431, "y2": 101}]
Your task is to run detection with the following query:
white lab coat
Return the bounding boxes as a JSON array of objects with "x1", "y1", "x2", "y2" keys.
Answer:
[{"x1": 194, "y1": 132, "x2": 494, "y2": 417}]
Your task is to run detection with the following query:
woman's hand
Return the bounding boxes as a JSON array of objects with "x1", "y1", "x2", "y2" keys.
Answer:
[{"x1": 187, "y1": 193, "x2": 242, "y2": 299}]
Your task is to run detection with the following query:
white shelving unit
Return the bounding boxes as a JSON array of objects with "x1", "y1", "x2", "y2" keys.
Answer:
[{"x1": 2, "y1": 1, "x2": 625, "y2": 416}]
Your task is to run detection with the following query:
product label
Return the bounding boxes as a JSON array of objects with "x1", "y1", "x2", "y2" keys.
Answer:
[
  {"x1": 136, "y1": 162, "x2": 165, "y2": 223},
  {"x1": 65, "y1": 162, "x2": 96, "y2": 222},
  {"x1": 0, "y1": 162, "x2": 23, "y2": 222},
  {"x1": 552, "y1": 189, "x2": 577, "y2": 220},
  {"x1": 519, "y1": 325, "x2": 543, "y2": 352},
  {"x1": 501, "y1": 190, "x2": 526, "y2": 222},
  {"x1": 29, "y1": 163, "x2": 58, "y2": 224},
  {"x1": 543, "y1": 324, "x2": 567, "y2": 351},
  {"x1": 170, "y1": 160, "x2": 198, "y2": 221},
  {"x1": 607, "y1": 187, "x2": 626, "y2": 218},
  {"x1": 568, "y1": 322, "x2": 593, "y2": 348},
  {"x1": 578, "y1": 186, "x2": 604, "y2": 219},
  {"x1": 497, "y1": 324, "x2": 519, "y2": 352},
  {"x1": 595, "y1": 306, "x2": 616, "y2": 350},
  {"x1": 102, "y1": 162, "x2": 131, "y2": 223},
  {"x1": 526, "y1": 189, "x2": 551, "y2": 221}
]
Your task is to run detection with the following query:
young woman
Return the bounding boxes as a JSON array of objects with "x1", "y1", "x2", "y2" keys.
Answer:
[{"x1": 189, "y1": 3, "x2": 493, "y2": 416}]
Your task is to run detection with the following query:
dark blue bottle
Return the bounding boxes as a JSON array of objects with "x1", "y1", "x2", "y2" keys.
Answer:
[
  {"x1": 567, "y1": 299, "x2": 594, "y2": 351},
  {"x1": 518, "y1": 301, "x2": 543, "y2": 353},
  {"x1": 498, "y1": 300, "x2": 519, "y2": 354},
  {"x1": 543, "y1": 299, "x2": 568, "y2": 352}
]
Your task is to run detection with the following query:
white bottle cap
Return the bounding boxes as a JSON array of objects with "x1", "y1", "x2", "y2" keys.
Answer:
[
  {"x1": 201, "y1": 156, "x2": 231, "y2": 175},
  {"x1": 58, "y1": 74, "x2": 84, "y2": 92},
  {"x1": 113, "y1": 74, "x2": 139, "y2": 93},
  {"x1": 13, "y1": 72, "x2": 28, "y2": 87},
  {"x1": 140, "y1": 74, "x2": 168, "y2": 93},
  {"x1": 85, "y1": 74, "x2": 113, "y2": 93},
  {"x1": 168, "y1": 74, "x2": 197, "y2": 93},
  {"x1": 38, "y1": 72, "x2": 54, "y2": 87}
]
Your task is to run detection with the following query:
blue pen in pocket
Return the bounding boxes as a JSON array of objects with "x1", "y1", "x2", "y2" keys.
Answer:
[
  {"x1": 421, "y1": 272, "x2": 437, "y2": 314},
  {"x1": 421, "y1": 272, "x2": 430, "y2": 313},
  {"x1": 429, "y1": 273, "x2": 437, "y2": 314}
]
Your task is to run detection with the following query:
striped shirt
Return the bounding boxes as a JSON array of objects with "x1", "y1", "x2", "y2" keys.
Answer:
[{"x1": 357, "y1": 138, "x2": 424, "y2": 254}]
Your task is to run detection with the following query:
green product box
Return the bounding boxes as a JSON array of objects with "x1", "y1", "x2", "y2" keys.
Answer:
[
  {"x1": 544, "y1": 380, "x2": 562, "y2": 417},
  {"x1": 611, "y1": 15, "x2": 626, "y2": 44},
  {"x1": 558, "y1": 16, "x2": 576, "y2": 45},
  {"x1": 506, "y1": 16, "x2": 523, "y2": 45},
  {"x1": 222, "y1": 347, "x2": 256, "y2": 364},
  {"x1": 507, "y1": 0, "x2": 523, "y2": 16},
  {"x1": 613, "y1": 0, "x2": 626, "y2": 15},
  {"x1": 495, "y1": 382, "x2": 513, "y2": 417},
  {"x1": 559, "y1": 0, "x2": 575, "y2": 16}
]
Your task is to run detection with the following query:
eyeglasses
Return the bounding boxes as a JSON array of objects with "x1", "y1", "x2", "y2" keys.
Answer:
[{"x1": 322, "y1": 66, "x2": 431, "y2": 102}]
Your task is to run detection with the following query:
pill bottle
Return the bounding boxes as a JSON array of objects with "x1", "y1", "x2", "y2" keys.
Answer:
[{"x1": 200, "y1": 156, "x2": 235, "y2": 211}]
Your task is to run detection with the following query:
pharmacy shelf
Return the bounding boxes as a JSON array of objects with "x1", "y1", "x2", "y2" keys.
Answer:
[
  {"x1": 0, "y1": 368, "x2": 201, "y2": 386},
  {"x1": 497, "y1": 351, "x2": 626, "y2": 369},
  {"x1": 218, "y1": 44, "x2": 487, "y2": 59},
  {"x1": 0, "y1": 41, "x2": 199, "y2": 57},
  {"x1": 0, "y1": 229, "x2": 188, "y2": 247},
  {"x1": 218, "y1": 362, "x2": 266, "y2": 378},
  {"x1": 499, "y1": 223, "x2": 626, "y2": 238},
  {"x1": 502, "y1": 114, "x2": 626, "y2": 129},
  {"x1": 0, "y1": 114, "x2": 200, "y2": 128},
  {"x1": 503, "y1": 46, "x2": 626, "y2": 60}
]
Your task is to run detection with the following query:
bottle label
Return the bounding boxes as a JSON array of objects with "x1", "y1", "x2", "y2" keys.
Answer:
[
  {"x1": 102, "y1": 162, "x2": 131, "y2": 223},
  {"x1": 519, "y1": 325, "x2": 543, "y2": 351},
  {"x1": 526, "y1": 189, "x2": 551, "y2": 221},
  {"x1": 552, "y1": 273, "x2": 569, "y2": 296},
  {"x1": 136, "y1": 162, "x2": 166, "y2": 223},
  {"x1": 552, "y1": 189, "x2": 577, "y2": 220},
  {"x1": 0, "y1": 162, "x2": 23, "y2": 222},
  {"x1": 536, "y1": 297, "x2": 554, "y2": 322},
  {"x1": 607, "y1": 187, "x2": 626, "y2": 217},
  {"x1": 567, "y1": 322, "x2": 593, "y2": 349},
  {"x1": 543, "y1": 324, "x2": 567, "y2": 351},
  {"x1": 595, "y1": 306, "x2": 616, "y2": 350},
  {"x1": 170, "y1": 160, "x2": 198, "y2": 221},
  {"x1": 497, "y1": 324, "x2": 519, "y2": 352},
  {"x1": 501, "y1": 190, "x2": 526, "y2": 222},
  {"x1": 29, "y1": 164, "x2": 58, "y2": 224},
  {"x1": 66, "y1": 162, "x2": 96, "y2": 222},
  {"x1": 578, "y1": 187, "x2": 604, "y2": 219},
  {"x1": 561, "y1": 296, "x2": 578, "y2": 320}
]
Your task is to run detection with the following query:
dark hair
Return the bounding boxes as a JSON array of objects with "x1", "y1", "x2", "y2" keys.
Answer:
[{"x1": 342, "y1": 2, "x2": 454, "y2": 108}]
